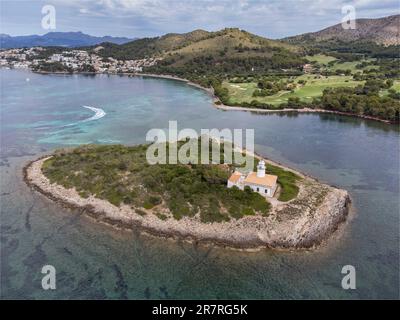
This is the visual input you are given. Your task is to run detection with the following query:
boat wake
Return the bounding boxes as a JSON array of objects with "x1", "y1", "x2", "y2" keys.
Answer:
[
  {"x1": 81, "y1": 105, "x2": 106, "y2": 122},
  {"x1": 62, "y1": 105, "x2": 106, "y2": 127}
]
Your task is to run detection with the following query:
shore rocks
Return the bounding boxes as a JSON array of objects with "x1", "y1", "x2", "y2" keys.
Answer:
[{"x1": 24, "y1": 156, "x2": 351, "y2": 250}]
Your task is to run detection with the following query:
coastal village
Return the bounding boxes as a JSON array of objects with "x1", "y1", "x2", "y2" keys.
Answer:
[
  {"x1": 0, "y1": 45, "x2": 313, "y2": 77},
  {"x1": 0, "y1": 46, "x2": 161, "y2": 73},
  {"x1": 0, "y1": 46, "x2": 324, "y2": 78}
]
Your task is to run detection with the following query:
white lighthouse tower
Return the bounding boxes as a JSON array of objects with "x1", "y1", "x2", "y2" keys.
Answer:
[
  {"x1": 227, "y1": 159, "x2": 278, "y2": 197},
  {"x1": 257, "y1": 160, "x2": 266, "y2": 178}
]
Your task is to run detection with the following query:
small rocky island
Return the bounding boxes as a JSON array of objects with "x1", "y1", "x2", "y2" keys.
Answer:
[{"x1": 24, "y1": 140, "x2": 351, "y2": 250}]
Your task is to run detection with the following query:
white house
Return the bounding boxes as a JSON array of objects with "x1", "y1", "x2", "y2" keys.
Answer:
[
  {"x1": 50, "y1": 54, "x2": 63, "y2": 62},
  {"x1": 227, "y1": 160, "x2": 278, "y2": 198}
]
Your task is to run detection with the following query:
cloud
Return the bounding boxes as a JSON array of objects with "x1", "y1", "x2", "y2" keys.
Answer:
[
  {"x1": 2, "y1": 0, "x2": 399, "y2": 38},
  {"x1": 74, "y1": 0, "x2": 398, "y2": 21}
]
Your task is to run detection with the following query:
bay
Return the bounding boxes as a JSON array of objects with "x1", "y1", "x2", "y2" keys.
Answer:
[{"x1": 1, "y1": 69, "x2": 398, "y2": 299}]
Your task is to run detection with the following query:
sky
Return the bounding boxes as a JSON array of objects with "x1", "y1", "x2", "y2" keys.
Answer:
[{"x1": 1, "y1": 0, "x2": 399, "y2": 39}]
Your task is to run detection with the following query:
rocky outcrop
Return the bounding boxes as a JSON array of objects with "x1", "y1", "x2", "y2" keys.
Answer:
[{"x1": 284, "y1": 14, "x2": 400, "y2": 46}]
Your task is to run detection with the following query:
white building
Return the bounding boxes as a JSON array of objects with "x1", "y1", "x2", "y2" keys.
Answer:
[
  {"x1": 227, "y1": 160, "x2": 278, "y2": 198},
  {"x1": 50, "y1": 54, "x2": 63, "y2": 62}
]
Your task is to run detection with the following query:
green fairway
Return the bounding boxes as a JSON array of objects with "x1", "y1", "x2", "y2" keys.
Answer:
[
  {"x1": 306, "y1": 54, "x2": 376, "y2": 74},
  {"x1": 392, "y1": 80, "x2": 400, "y2": 91},
  {"x1": 380, "y1": 80, "x2": 400, "y2": 97},
  {"x1": 306, "y1": 54, "x2": 337, "y2": 65},
  {"x1": 327, "y1": 60, "x2": 375, "y2": 73},
  {"x1": 223, "y1": 75, "x2": 364, "y2": 106}
]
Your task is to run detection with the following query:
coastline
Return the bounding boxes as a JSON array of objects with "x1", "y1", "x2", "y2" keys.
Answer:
[
  {"x1": 33, "y1": 69, "x2": 393, "y2": 125},
  {"x1": 24, "y1": 152, "x2": 351, "y2": 251},
  {"x1": 135, "y1": 73, "x2": 394, "y2": 124},
  {"x1": 211, "y1": 105, "x2": 394, "y2": 124}
]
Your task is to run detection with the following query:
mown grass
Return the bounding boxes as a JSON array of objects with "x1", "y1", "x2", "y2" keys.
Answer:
[
  {"x1": 305, "y1": 54, "x2": 337, "y2": 65},
  {"x1": 253, "y1": 159, "x2": 300, "y2": 202},
  {"x1": 42, "y1": 141, "x2": 301, "y2": 223},
  {"x1": 223, "y1": 75, "x2": 363, "y2": 105},
  {"x1": 306, "y1": 55, "x2": 376, "y2": 73},
  {"x1": 380, "y1": 80, "x2": 400, "y2": 97}
]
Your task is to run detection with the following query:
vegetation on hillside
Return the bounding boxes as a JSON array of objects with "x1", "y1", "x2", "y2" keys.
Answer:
[
  {"x1": 304, "y1": 41, "x2": 400, "y2": 59},
  {"x1": 144, "y1": 28, "x2": 306, "y2": 80},
  {"x1": 283, "y1": 15, "x2": 400, "y2": 47},
  {"x1": 87, "y1": 29, "x2": 212, "y2": 60}
]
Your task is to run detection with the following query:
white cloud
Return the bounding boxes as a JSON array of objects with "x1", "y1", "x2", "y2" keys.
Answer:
[
  {"x1": 5, "y1": 0, "x2": 398, "y2": 38},
  {"x1": 66, "y1": 0, "x2": 398, "y2": 19}
]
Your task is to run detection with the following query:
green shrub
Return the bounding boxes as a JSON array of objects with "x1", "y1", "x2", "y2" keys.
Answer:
[
  {"x1": 42, "y1": 142, "x2": 287, "y2": 223},
  {"x1": 143, "y1": 195, "x2": 162, "y2": 209},
  {"x1": 135, "y1": 209, "x2": 147, "y2": 216},
  {"x1": 156, "y1": 212, "x2": 168, "y2": 220},
  {"x1": 241, "y1": 207, "x2": 255, "y2": 216}
]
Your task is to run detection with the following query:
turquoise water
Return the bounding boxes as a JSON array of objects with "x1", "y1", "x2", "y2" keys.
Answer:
[{"x1": 1, "y1": 69, "x2": 399, "y2": 299}]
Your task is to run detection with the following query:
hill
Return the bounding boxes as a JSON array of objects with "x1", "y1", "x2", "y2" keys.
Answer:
[
  {"x1": 148, "y1": 28, "x2": 305, "y2": 79},
  {"x1": 283, "y1": 14, "x2": 400, "y2": 46},
  {"x1": 93, "y1": 28, "x2": 306, "y2": 81},
  {"x1": 94, "y1": 28, "x2": 301, "y2": 58},
  {"x1": 0, "y1": 31, "x2": 133, "y2": 49},
  {"x1": 92, "y1": 29, "x2": 211, "y2": 60}
]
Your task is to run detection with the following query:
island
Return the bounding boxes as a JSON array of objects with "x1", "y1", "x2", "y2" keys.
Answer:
[{"x1": 23, "y1": 139, "x2": 351, "y2": 250}]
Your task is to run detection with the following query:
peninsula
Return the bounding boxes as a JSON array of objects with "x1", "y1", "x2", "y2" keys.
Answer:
[{"x1": 24, "y1": 141, "x2": 351, "y2": 250}]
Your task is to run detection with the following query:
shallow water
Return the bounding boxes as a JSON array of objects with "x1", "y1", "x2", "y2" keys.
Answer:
[{"x1": 1, "y1": 69, "x2": 399, "y2": 299}]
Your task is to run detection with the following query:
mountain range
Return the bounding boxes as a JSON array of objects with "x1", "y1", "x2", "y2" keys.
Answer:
[
  {"x1": 0, "y1": 31, "x2": 133, "y2": 49},
  {"x1": 284, "y1": 14, "x2": 400, "y2": 46},
  {"x1": 1, "y1": 14, "x2": 398, "y2": 57}
]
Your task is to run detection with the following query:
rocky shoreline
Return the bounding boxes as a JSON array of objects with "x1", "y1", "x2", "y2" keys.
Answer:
[{"x1": 24, "y1": 154, "x2": 351, "y2": 251}]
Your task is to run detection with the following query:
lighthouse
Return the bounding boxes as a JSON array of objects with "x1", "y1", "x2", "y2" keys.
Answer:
[
  {"x1": 227, "y1": 159, "x2": 278, "y2": 198},
  {"x1": 257, "y1": 160, "x2": 266, "y2": 178}
]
